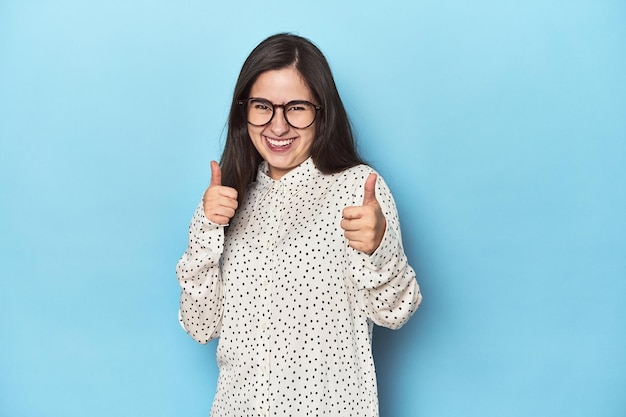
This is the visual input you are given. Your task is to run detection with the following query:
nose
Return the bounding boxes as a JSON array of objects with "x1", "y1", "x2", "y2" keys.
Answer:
[{"x1": 268, "y1": 107, "x2": 290, "y2": 136}]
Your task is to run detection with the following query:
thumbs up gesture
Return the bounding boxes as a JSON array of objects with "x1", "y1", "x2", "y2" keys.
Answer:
[
  {"x1": 340, "y1": 173, "x2": 386, "y2": 255},
  {"x1": 202, "y1": 161, "x2": 238, "y2": 225}
]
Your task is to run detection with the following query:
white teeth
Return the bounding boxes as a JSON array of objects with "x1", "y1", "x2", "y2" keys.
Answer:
[{"x1": 266, "y1": 137, "x2": 294, "y2": 147}]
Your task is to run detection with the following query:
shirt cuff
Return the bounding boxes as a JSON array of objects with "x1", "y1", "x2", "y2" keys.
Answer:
[
  {"x1": 191, "y1": 200, "x2": 227, "y2": 235},
  {"x1": 363, "y1": 219, "x2": 397, "y2": 271}
]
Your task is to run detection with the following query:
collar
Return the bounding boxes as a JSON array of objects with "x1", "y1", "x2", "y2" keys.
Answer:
[{"x1": 255, "y1": 157, "x2": 321, "y2": 198}]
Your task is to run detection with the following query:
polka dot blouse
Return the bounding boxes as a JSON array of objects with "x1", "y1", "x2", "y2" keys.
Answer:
[{"x1": 177, "y1": 157, "x2": 422, "y2": 417}]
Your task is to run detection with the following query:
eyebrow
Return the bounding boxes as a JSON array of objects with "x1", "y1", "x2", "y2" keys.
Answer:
[{"x1": 249, "y1": 97, "x2": 314, "y2": 105}]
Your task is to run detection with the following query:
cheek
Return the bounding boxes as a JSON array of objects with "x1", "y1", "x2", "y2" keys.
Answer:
[
  {"x1": 248, "y1": 126, "x2": 262, "y2": 141},
  {"x1": 304, "y1": 128, "x2": 316, "y2": 147},
  {"x1": 246, "y1": 127, "x2": 265, "y2": 154}
]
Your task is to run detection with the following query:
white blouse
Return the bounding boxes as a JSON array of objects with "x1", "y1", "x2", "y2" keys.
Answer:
[{"x1": 177, "y1": 157, "x2": 422, "y2": 417}]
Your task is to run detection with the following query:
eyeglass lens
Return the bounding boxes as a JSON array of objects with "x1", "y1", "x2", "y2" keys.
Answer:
[{"x1": 246, "y1": 99, "x2": 317, "y2": 129}]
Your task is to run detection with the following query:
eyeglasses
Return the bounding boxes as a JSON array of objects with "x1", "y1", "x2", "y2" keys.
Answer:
[{"x1": 238, "y1": 98, "x2": 322, "y2": 129}]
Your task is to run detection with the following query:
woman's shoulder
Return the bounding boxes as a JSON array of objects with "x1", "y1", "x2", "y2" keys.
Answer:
[
  {"x1": 332, "y1": 163, "x2": 394, "y2": 197},
  {"x1": 322, "y1": 164, "x2": 381, "y2": 196},
  {"x1": 336, "y1": 163, "x2": 376, "y2": 179}
]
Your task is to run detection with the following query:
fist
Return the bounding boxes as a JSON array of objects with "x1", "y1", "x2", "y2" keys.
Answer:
[
  {"x1": 340, "y1": 173, "x2": 386, "y2": 255},
  {"x1": 202, "y1": 161, "x2": 238, "y2": 225}
]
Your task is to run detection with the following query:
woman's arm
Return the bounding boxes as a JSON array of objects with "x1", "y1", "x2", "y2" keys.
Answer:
[
  {"x1": 176, "y1": 202, "x2": 225, "y2": 344},
  {"x1": 344, "y1": 172, "x2": 422, "y2": 330}
]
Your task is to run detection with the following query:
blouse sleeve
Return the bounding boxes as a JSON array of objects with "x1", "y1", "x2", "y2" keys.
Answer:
[
  {"x1": 176, "y1": 201, "x2": 225, "y2": 344},
  {"x1": 344, "y1": 172, "x2": 422, "y2": 330}
]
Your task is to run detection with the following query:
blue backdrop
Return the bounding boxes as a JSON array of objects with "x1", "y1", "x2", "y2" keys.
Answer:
[{"x1": 1, "y1": 1, "x2": 625, "y2": 416}]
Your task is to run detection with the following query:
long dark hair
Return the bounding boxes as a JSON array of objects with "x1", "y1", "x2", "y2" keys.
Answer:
[{"x1": 219, "y1": 33, "x2": 365, "y2": 207}]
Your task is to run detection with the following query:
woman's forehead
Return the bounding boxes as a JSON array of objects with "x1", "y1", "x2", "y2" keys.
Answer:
[{"x1": 249, "y1": 68, "x2": 313, "y2": 102}]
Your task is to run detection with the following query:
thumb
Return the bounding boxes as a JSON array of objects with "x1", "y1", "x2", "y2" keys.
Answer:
[
  {"x1": 210, "y1": 161, "x2": 222, "y2": 186},
  {"x1": 362, "y1": 173, "x2": 378, "y2": 206}
]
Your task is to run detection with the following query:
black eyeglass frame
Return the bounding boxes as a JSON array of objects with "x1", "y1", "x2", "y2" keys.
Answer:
[{"x1": 237, "y1": 98, "x2": 322, "y2": 129}]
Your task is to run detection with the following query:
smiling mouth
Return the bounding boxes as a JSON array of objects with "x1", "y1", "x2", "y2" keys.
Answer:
[{"x1": 265, "y1": 136, "x2": 296, "y2": 149}]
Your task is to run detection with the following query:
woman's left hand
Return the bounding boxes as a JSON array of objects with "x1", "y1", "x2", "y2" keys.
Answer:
[{"x1": 341, "y1": 173, "x2": 387, "y2": 256}]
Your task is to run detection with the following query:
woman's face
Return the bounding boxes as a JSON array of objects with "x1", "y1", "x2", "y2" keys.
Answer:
[{"x1": 247, "y1": 67, "x2": 317, "y2": 180}]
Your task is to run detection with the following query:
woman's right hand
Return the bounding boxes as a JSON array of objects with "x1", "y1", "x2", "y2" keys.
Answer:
[{"x1": 202, "y1": 161, "x2": 238, "y2": 225}]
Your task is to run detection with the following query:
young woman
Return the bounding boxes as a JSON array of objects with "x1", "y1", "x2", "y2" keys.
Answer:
[{"x1": 176, "y1": 33, "x2": 422, "y2": 417}]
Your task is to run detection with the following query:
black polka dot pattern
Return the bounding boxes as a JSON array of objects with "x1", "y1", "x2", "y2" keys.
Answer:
[{"x1": 176, "y1": 157, "x2": 422, "y2": 417}]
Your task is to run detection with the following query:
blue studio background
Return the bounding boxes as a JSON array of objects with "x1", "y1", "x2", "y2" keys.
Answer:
[{"x1": 1, "y1": 1, "x2": 625, "y2": 416}]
